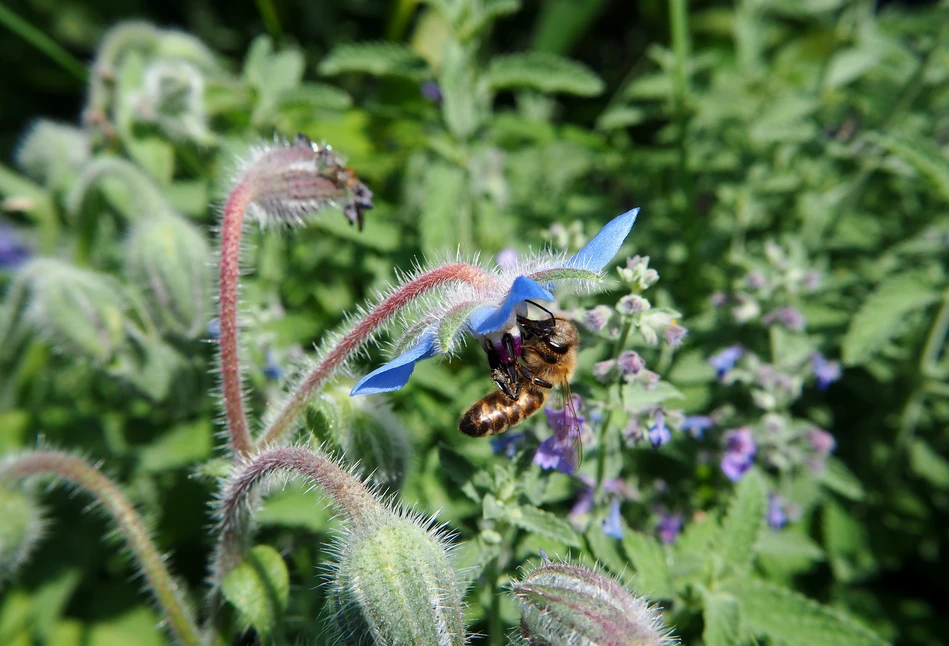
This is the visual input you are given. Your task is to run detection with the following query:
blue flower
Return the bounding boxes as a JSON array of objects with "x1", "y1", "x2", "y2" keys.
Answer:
[
  {"x1": 721, "y1": 427, "x2": 756, "y2": 481},
  {"x1": 657, "y1": 512, "x2": 683, "y2": 544},
  {"x1": 767, "y1": 493, "x2": 788, "y2": 530},
  {"x1": 810, "y1": 353, "x2": 842, "y2": 391},
  {"x1": 490, "y1": 432, "x2": 525, "y2": 459},
  {"x1": 534, "y1": 396, "x2": 585, "y2": 475},
  {"x1": 648, "y1": 411, "x2": 671, "y2": 448},
  {"x1": 0, "y1": 222, "x2": 30, "y2": 269},
  {"x1": 708, "y1": 345, "x2": 743, "y2": 379},
  {"x1": 602, "y1": 498, "x2": 624, "y2": 539},
  {"x1": 263, "y1": 350, "x2": 282, "y2": 381},
  {"x1": 351, "y1": 208, "x2": 640, "y2": 396},
  {"x1": 681, "y1": 415, "x2": 714, "y2": 438}
]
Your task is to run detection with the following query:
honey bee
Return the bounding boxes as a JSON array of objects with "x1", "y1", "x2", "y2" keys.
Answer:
[{"x1": 459, "y1": 303, "x2": 580, "y2": 442}]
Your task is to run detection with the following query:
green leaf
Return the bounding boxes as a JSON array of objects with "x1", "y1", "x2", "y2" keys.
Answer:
[
  {"x1": 621, "y1": 530, "x2": 674, "y2": 599},
  {"x1": 909, "y1": 439, "x2": 949, "y2": 489},
  {"x1": 420, "y1": 163, "x2": 470, "y2": 255},
  {"x1": 703, "y1": 591, "x2": 741, "y2": 646},
  {"x1": 842, "y1": 272, "x2": 938, "y2": 366},
  {"x1": 437, "y1": 444, "x2": 482, "y2": 504},
  {"x1": 508, "y1": 504, "x2": 582, "y2": 547},
  {"x1": 622, "y1": 380, "x2": 685, "y2": 411},
  {"x1": 319, "y1": 42, "x2": 431, "y2": 80},
  {"x1": 585, "y1": 524, "x2": 629, "y2": 576},
  {"x1": 278, "y1": 83, "x2": 353, "y2": 111},
  {"x1": 873, "y1": 132, "x2": 949, "y2": 205},
  {"x1": 221, "y1": 545, "x2": 290, "y2": 637},
  {"x1": 137, "y1": 419, "x2": 213, "y2": 472},
  {"x1": 439, "y1": 41, "x2": 482, "y2": 139},
  {"x1": 731, "y1": 579, "x2": 887, "y2": 646},
  {"x1": 819, "y1": 458, "x2": 866, "y2": 501},
  {"x1": 715, "y1": 470, "x2": 766, "y2": 576},
  {"x1": 484, "y1": 52, "x2": 605, "y2": 96},
  {"x1": 596, "y1": 105, "x2": 648, "y2": 131},
  {"x1": 824, "y1": 47, "x2": 881, "y2": 90},
  {"x1": 123, "y1": 138, "x2": 175, "y2": 186}
]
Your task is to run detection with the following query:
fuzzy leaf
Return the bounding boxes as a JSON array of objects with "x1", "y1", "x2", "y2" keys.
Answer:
[
  {"x1": 585, "y1": 524, "x2": 629, "y2": 575},
  {"x1": 621, "y1": 530, "x2": 674, "y2": 599},
  {"x1": 819, "y1": 458, "x2": 866, "y2": 501},
  {"x1": 221, "y1": 545, "x2": 290, "y2": 637},
  {"x1": 278, "y1": 83, "x2": 353, "y2": 111},
  {"x1": 420, "y1": 163, "x2": 469, "y2": 255},
  {"x1": 622, "y1": 380, "x2": 685, "y2": 411},
  {"x1": 703, "y1": 591, "x2": 742, "y2": 646},
  {"x1": 715, "y1": 469, "x2": 766, "y2": 576},
  {"x1": 484, "y1": 52, "x2": 605, "y2": 96},
  {"x1": 842, "y1": 272, "x2": 938, "y2": 366},
  {"x1": 319, "y1": 42, "x2": 430, "y2": 80},
  {"x1": 509, "y1": 504, "x2": 582, "y2": 547},
  {"x1": 873, "y1": 132, "x2": 949, "y2": 205},
  {"x1": 731, "y1": 579, "x2": 887, "y2": 646},
  {"x1": 440, "y1": 41, "x2": 482, "y2": 139}
]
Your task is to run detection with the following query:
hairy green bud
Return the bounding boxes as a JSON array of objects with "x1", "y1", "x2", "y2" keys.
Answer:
[
  {"x1": 125, "y1": 213, "x2": 212, "y2": 338},
  {"x1": 331, "y1": 509, "x2": 466, "y2": 645},
  {"x1": 24, "y1": 259, "x2": 128, "y2": 363},
  {"x1": 0, "y1": 486, "x2": 45, "y2": 582},
  {"x1": 512, "y1": 561, "x2": 677, "y2": 646},
  {"x1": 15, "y1": 120, "x2": 91, "y2": 193},
  {"x1": 135, "y1": 60, "x2": 211, "y2": 143},
  {"x1": 310, "y1": 383, "x2": 412, "y2": 491}
]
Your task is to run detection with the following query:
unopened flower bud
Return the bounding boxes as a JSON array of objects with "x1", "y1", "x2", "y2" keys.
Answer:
[
  {"x1": 135, "y1": 60, "x2": 210, "y2": 142},
  {"x1": 15, "y1": 120, "x2": 91, "y2": 192},
  {"x1": 23, "y1": 259, "x2": 128, "y2": 363},
  {"x1": 617, "y1": 294, "x2": 649, "y2": 316},
  {"x1": 512, "y1": 560, "x2": 676, "y2": 646},
  {"x1": 125, "y1": 213, "x2": 212, "y2": 338},
  {"x1": 731, "y1": 293, "x2": 761, "y2": 323},
  {"x1": 0, "y1": 486, "x2": 45, "y2": 581},
  {"x1": 331, "y1": 509, "x2": 465, "y2": 645},
  {"x1": 617, "y1": 255, "x2": 660, "y2": 291},
  {"x1": 593, "y1": 360, "x2": 617, "y2": 382},
  {"x1": 618, "y1": 351, "x2": 645, "y2": 377},
  {"x1": 583, "y1": 305, "x2": 613, "y2": 332}
]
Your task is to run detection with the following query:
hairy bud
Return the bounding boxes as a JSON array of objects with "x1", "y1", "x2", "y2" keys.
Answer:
[
  {"x1": 0, "y1": 486, "x2": 45, "y2": 581},
  {"x1": 310, "y1": 383, "x2": 411, "y2": 491},
  {"x1": 330, "y1": 509, "x2": 465, "y2": 645},
  {"x1": 23, "y1": 259, "x2": 128, "y2": 363},
  {"x1": 512, "y1": 561, "x2": 677, "y2": 646},
  {"x1": 125, "y1": 213, "x2": 212, "y2": 338},
  {"x1": 15, "y1": 120, "x2": 91, "y2": 192},
  {"x1": 134, "y1": 60, "x2": 211, "y2": 142}
]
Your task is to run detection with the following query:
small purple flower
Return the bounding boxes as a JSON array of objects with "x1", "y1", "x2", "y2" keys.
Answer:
[
  {"x1": 263, "y1": 350, "x2": 282, "y2": 381},
  {"x1": 569, "y1": 477, "x2": 596, "y2": 520},
  {"x1": 534, "y1": 396, "x2": 584, "y2": 474},
  {"x1": 623, "y1": 418, "x2": 644, "y2": 444},
  {"x1": 583, "y1": 305, "x2": 612, "y2": 332},
  {"x1": 648, "y1": 411, "x2": 671, "y2": 448},
  {"x1": 709, "y1": 345, "x2": 743, "y2": 379},
  {"x1": 762, "y1": 306, "x2": 806, "y2": 333},
  {"x1": 802, "y1": 271, "x2": 823, "y2": 291},
  {"x1": 592, "y1": 360, "x2": 616, "y2": 381},
  {"x1": 806, "y1": 428, "x2": 836, "y2": 455},
  {"x1": 491, "y1": 432, "x2": 525, "y2": 459},
  {"x1": 616, "y1": 294, "x2": 647, "y2": 315},
  {"x1": 721, "y1": 427, "x2": 756, "y2": 481},
  {"x1": 0, "y1": 223, "x2": 30, "y2": 269},
  {"x1": 681, "y1": 415, "x2": 714, "y2": 438},
  {"x1": 810, "y1": 353, "x2": 842, "y2": 391},
  {"x1": 664, "y1": 324, "x2": 688, "y2": 348},
  {"x1": 745, "y1": 271, "x2": 767, "y2": 290},
  {"x1": 420, "y1": 81, "x2": 442, "y2": 103},
  {"x1": 617, "y1": 350, "x2": 645, "y2": 377},
  {"x1": 767, "y1": 493, "x2": 788, "y2": 530},
  {"x1": 710, "y1": 291, "x2": 728, "y2": 307},
  {"x1": 602, "y1": 498, "x2": 623, "y2": 539},
  {"x1": 657, "y1": 512, "x2": 683, "y2": 544}
]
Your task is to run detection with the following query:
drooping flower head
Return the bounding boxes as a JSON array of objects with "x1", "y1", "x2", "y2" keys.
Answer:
[{"x1": 350, "y1": 208, "x2": 640, "y2": 396}]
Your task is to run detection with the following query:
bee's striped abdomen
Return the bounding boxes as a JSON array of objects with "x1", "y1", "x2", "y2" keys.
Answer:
[{"x1": 459, "y1": 388, "x2": 546, "y2": 437}]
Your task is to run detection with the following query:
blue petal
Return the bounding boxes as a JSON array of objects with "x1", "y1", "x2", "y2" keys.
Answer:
[
  {"x1": 567, "y1": 207, "x2": 639, "y2": 271},
  {"x1": 350, "y1": 332, "x2": 438, "y2": 396},
  {"x1": 469, "y1": 276, "x2": 553, "y2": 335}
]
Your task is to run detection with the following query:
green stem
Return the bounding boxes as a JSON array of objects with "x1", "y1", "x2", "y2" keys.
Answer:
[
  {"x1": 253, "y1": 0, "x2": 283, "y2": 41},
  {"x1": 596, "y1": 318, "x2": 633, "y2": 492},
  {"x1": 488, "y1": 557, "x2": 503, "y2": 646},
  {"x1": 0, "y1": 451, "x2": 201, "y2": 646},
  {"x1": 0, "y1": 4, "x2": 87, "y2": 81}
]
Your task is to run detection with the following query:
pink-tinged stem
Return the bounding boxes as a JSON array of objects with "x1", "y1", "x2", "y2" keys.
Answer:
[
  {"x1": 218, "y1": 180, "x2": 254, "y2": 457},
  {"x1": 209, "y1": 446, "x2": 379, "y2": 594},
  {"x1": 256, "y1": 263, "x2": 493, "y2": 449},
  {"x1": 0, "y1": 451, "x2": 201, "y2": 646}
]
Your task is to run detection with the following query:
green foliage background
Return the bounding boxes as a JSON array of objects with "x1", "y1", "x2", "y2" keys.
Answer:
[{"x1": 1, "y1": 0, "x2": 948, "y2": 644}]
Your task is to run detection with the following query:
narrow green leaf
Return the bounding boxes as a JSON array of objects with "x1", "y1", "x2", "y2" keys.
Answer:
[
  {"x1": 508, "y1": 504, "x2": 582, "y2": 547},
  {"x1": 873, "y1": 132, "x2": 949, "y2": 205},
  {"x1": 621, "y1": 530, "x2": 674, "y2": 599},
  {"x1": 319, "y1": 42, "x2": 430, "y2": 80},
  {"x1": 703, "y1": 591, "x2": 741, "y2": 646},
  {"x1": 221, "y1": 545, "x2": 290, "y2": 637},
  {"x1": 484, "y1": 52, "x2": 605, "y2": 96},
  {"x1": 842, "y1": 272, "x2": 938, "y2": 366},
  {"x1": 819, "y1": 458, "x2": 866, "y2": 501},
  {"x1": 909, "y1": 439, "x2": 949, "y2": 489},
  {"x1": 731, "y1": 579, "x2": 887, "y2": 646},
  {"x1": 715, "y1": 470, "x2": 766, "y2": 576}
]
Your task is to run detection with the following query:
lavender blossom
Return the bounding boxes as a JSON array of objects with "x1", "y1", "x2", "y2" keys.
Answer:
[
  {"x1": 420, "y1": 81, "x2": 442, "y2": 103},
  {"x1": 767, "y1": 493, "x2": 788, "y2": 530},
  {"x1": 648, "y1": 411, "x2": 671, "y2": 448},
  {"x1": 617, "y1": 350, "x2": 645, "y2": 377},
  {"x1": 709, "y1": 345, "x2": 743, "y2": 379},
  {"x1": 490, "y1": 432, "x2": 525, "y2": 459},
  {"x1": 811, "y1": 353, "x2": 842, "y2": 391},
  {"x1": 762, "y1": 306, "x2": 806, "y2": 332},
  {"x1": 721, "y1": 427, "x2": 756, "y2": 481},
  {"x1": 657, "y1": 512, "x2": 683, "y2": 544},
  {"x1": 616, "y1": 294, "x2": 648, "y2": 315},
  {"x1": 710, "y1": 291, "x2": 727, "y2": 307},
  {"x1": 681, "y1": 415, "x2": 714, "y2": 438},
  {"x1": 807, "y1": 428, "x2": 836, "y2": 455},
  {"x1": 592, "y1": 360, "x2": 617, "y2": 381},
  {"x1": 602, "y1": 498, "x2": 624, "y2": 539},
  {"x1": 583, "y1": 305, "x2": 613, "y2": 332},
  {"x1": 534, "y1": 396, "x2": 584, "y2": 475},
  {"x1": 664, "y1": 324, "x2": 688, "y2": 348}
]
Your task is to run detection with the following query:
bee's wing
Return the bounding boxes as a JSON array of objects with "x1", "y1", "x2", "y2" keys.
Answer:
[{"x1": 559, "y1": 381, "x2": 583, "y2": 468}]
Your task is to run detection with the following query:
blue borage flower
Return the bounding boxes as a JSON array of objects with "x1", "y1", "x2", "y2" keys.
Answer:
[{"x1": 350, "y1": 208, "x2": 639, "y2": 396}]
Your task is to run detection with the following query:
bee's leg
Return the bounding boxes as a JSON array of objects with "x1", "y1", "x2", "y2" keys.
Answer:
[
  {"x1": 492, "y1": 367, "x2": 520, "y2": 399},
  {"x1": 517, "y1": 363, "x2": 553, "y2": 390}
]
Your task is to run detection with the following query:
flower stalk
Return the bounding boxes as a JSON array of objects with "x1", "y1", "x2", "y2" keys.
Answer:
[{"x1": 0, "y1": 451, "x2": 201, "y2": 646}]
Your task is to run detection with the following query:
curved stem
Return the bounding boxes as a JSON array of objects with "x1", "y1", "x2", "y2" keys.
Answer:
[
  {"x1": 217, "y1": 180, "x2": 255, "y2": 457},
  {"x1": 0, "y1": 451, "x2": 201, "y2": 646},
  {"x1": 256, "y1": 263, "x2": 493, "y2": 449}
]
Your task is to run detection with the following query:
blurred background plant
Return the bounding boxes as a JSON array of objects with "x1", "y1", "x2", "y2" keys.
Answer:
[{"x1": 1, "y1": 0, "x2": 947, "y2": 644}]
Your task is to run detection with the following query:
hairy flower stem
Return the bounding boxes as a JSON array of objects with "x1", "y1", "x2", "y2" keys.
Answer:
[
  {"x1": 217, "y1": 180, "x2": 255, "y2": 457},
  {"x1": 596, "y1": 318, "x2": 633, "y2": 494},
  {"x1": 0, "y1": 451, "x2": 201, "y2": 646},
  {"x1": 210, "y1": 446, "x2": 380, "y2": 592},
  {"x1": 256, "y1": 263, "x2": 493, "y2": 449}
]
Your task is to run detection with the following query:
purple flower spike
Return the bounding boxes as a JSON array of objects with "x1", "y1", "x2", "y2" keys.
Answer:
[
  {"x1": 648, "y1": 411, "x2": 671, "y2": 448},
  {"x1": 351, "y1": 332, "x2": 438, "y2": 395},
  {"x1": 566, "y1": 208, "x2": 639, "y2": 271},
  {"x1": 534, "y1": 399, "x2": 584, "y2": 474},
  {"x1": 811, "y1": 353, "x2": 842, "y2": 391},
  {"x1": 709, "y1": 345, "x2": 743, "y2": 379},
  {"x1": 657, "y1": 513, "x2": 683, "y2": 544},
  {"x1": 681, "y1": 415, "x2": 714, "y2": 438},
  {"x1": 767, "y1": 493, "x2": 788, "y2": 530},
  {"x1": 721, "y1": 427, "x2": 756, "y2": 481},
  {"x1": 602, "y1": 498, "x2": 624, "y2": 539}
]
